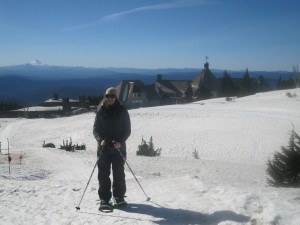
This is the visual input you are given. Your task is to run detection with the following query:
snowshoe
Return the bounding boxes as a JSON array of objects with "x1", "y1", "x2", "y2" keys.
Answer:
[
  {"x1": 99, "y1": 200, "x2": 113, "y2": 212},
  {"x1": 114, "y1": 197, "x2": 128, "y2": 208}
]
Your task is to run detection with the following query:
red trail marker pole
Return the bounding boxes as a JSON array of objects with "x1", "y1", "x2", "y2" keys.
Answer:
[{"x1": 19, "y1": 151, "x2": 23, "y2": 165}]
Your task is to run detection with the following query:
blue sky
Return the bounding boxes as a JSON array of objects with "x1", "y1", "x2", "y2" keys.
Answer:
[{"x1": 0, "y1": 0, "x2": 299, "y2": 71}]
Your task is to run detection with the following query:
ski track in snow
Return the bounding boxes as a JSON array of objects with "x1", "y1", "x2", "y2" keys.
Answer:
[{"x1": 0, "y1": 89, "x2": 300, "y2": 225}]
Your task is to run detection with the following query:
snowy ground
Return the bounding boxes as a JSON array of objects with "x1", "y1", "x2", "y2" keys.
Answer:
[{"x1": 1, "y1": 88, "x2": 300, "y2": 225}]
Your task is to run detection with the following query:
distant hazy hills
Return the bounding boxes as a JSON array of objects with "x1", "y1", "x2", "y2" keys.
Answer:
[{"x1": 0, "y1": 63, "x2": 292, "y2": 106}]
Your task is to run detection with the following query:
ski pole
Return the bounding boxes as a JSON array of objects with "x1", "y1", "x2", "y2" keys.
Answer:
[
  {"x1": 117, "y1": 149, "x2": 151, "y2": 201},
  {"x1": 76, "y1": 151, "x2": 102, "y2": 210}
]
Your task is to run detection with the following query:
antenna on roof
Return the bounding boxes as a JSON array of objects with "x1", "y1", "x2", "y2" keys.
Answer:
[{"x1": 205, "y1": 56, "x2": 209, "y2": 63}]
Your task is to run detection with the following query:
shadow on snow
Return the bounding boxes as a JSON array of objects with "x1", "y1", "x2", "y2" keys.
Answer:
[{"x1": 116, "y1": 202, "x2": 251, "y2": 225}]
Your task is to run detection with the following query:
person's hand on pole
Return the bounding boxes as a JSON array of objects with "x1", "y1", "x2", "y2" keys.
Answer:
[{"x1": 114, "y1": 142, "x2": 121, "y2": 149}]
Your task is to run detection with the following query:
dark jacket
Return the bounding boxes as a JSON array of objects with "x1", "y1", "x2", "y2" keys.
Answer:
[{"x1": 93, "y1": 100, "x2": 131, "y2": 149}]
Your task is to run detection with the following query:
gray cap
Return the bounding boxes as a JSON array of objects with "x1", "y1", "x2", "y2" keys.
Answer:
[{"x1": 105, "y1": 87, "x2": 118, "y2": 96}]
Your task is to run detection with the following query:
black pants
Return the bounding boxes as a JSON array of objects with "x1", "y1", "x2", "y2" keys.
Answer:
[{"x1": 97, "y1": 147, "x2": 126, "y2": 202}]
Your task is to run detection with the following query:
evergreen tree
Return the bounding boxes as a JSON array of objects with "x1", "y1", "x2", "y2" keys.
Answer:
[
  {"x1": 194, "y1": 86, "x2": 211, "y2": 100},
  {"x1": 0, "y1": 102, "x2": 23, "y2": 111},
  {"x1": 276, "y1": 76, "x2": 283, "y2": 90},
  {"x1": 218, "y1": 70, "x2": 238, "y2": 97},
  {"x1": 183, "y1": 80, "x2": 193, "y2": 102},
  {"x1": 267, "y1": 129, "x2": 300, "y2": 187},
  {"x1": 253, "y1": 75, "x2": 271, "y2": 92},
  {"x1": 293, "y1": 65, "x2": 300, "y2": 88},
  {"x1": 286, "y1": 77, "x2": 296, "y2": 89},
  {"x1": 239, "y1": 68, "x2": 253, "y2": 97},
  {"x1": 277, "y1": 76, "x2": 295, "y2": 90}
]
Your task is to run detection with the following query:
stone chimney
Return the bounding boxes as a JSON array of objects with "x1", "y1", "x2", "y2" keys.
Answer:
[
  {"x1": 53, "y1": 93, "x2": 59, "y2": 100},
  {"x1": 62, "y1": 98, "x2": 71, "y2": 115},
  {"x1": 79, "y1": 95, "x2": 90, "y2": 109}
]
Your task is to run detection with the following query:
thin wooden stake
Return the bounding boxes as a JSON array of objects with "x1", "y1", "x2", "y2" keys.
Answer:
[{"x1": 7, "y1": 138, "x2": 11, "y2": 175}]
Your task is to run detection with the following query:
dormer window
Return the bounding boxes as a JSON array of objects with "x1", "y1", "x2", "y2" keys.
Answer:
[{"x1": 133, "y1": 92, "x2": 142, "y2": 97}]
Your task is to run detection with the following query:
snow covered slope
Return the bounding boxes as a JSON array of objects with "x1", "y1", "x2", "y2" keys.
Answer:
[{"x1": 0, "y1": 89, "x2": 300, "y2": 225}]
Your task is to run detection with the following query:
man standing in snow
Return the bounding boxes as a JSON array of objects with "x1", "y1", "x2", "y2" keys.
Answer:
[{"x1": 93, "y1": 87, "x2": 131, "y2": 211}]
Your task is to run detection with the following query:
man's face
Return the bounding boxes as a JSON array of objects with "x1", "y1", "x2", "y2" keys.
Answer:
[{"x1": 105, "y1": 94, "x2": 116, "y2": 105}]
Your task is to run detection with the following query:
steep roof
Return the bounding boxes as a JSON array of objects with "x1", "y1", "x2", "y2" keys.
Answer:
[
  {"x1": 192, "y1": 62, "x2": 219, "y2": 91},
  {"x1": 137, "y1": 84, "x2": 158, "y2": 101},
  {"x1": 155, "y1": 79, "x2": 187, "y2": 97},
  {"x1": 115, "y1": 80, "x2": 158, "y2": 103}
]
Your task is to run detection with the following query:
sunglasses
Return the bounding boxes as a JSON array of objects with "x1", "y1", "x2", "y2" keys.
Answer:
[{"x1": 105, "y1": 94, "x2": 116, "y2": 98}]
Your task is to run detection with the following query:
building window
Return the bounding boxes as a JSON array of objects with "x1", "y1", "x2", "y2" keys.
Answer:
[
  {"x1": 133, "y1": 92, "x2": 142, "y2": 97},
  {"x1": 132, "y1": 100, "x2": 142, "y2": 104}
]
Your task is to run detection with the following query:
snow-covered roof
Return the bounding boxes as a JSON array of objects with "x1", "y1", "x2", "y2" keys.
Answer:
[
  {"x1": 13, "y1": 106, "x2": 63, "y2": 112},
  {"x1": 44, "y1": 98, "x2": 77, "y2": 103}
]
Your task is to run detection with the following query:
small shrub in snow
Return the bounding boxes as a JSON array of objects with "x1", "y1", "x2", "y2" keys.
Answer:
[
  {"x1": 267, "y1": 129, "x2": 300, "y2": 187},
  {"x1": 136, "y1": 136, "x2": 161, "y2": 157},
  {"x1": 59, "y1": 138, "x2": 86, "y2": 151},
  {"x1": 286, "y1": 92, "x2": 297, "y2": 98},
  {"x1": 225, "y1": 96, "x2": 237, "y2": 102},
  {"x1": 60, "y1": 138, "x2": 74, "y2": 151},
  {"x1": 43, "y1": 141, "x2": 56, "y2": 148},
  {"x1": 193, "y1": 149, "x2": 200, "y2": 159},
  {"x1": 74, "y1": 143, "x2": 86, "y2": 150}
]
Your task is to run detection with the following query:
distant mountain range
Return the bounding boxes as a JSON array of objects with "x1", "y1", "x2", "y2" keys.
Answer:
[{"x1": 0, "y1": 62, "x2": 293, "y2": 106}]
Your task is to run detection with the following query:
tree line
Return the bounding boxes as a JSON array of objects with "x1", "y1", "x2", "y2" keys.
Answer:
[
  {"x1": 0, "y1": 102, "x2": 23, "y2": 111},
  {"x1": 211, "y1": 68, "x2": 298, "y2": 99}
]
